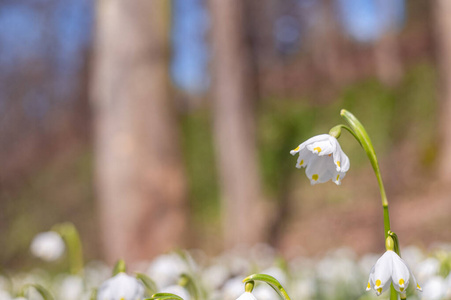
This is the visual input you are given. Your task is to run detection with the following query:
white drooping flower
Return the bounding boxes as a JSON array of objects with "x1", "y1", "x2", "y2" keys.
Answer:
[
  {"x1": 366, "y1": 250, "x2": 422, "y2": 296},
  {"x1": 97, "y1": 273, "x2": 144, "y2": 300},
  {"x1": 235, "y1": 292, "x2": 257, "y2": 300},
  {"x1": 290, "y1": 134, "x2": 350, "y2": 185},
  {"x1": 30, "y1": 231, "x2": 65, "y2": 261},
  {"x1": 147, "y1": 253, "x2": 189, "y2": 289}
]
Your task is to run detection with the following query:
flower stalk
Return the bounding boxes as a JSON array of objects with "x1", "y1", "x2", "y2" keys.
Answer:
[
  {"x1": 242, "y1": 274, "x2": 291, "y2": 300},
  {"x1": 339, "y1": 109, "x2": 391, "y2": 239},
  {"x1": 52, "y1": 222, "x2": 84, "y2": 275},
  {"x1": 338, "y1": 110, "x2": 401, "y2": 300}
]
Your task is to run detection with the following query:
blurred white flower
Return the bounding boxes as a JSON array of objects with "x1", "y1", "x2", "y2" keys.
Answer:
[
  {"x1": 222, "y1": 277, "x2": 245, "y2": 300},
  {"x1": 290, "y1": 134, "x2": 350, "y2": 185},
  {"x1": 253, "y1": 285, "x2": 277, "y2": 300},
  {"x1": 147, "y1": 254, "x2": 189, "y2": 289},
  {"x1": 97, "y1": 273, "x2": 144, "y2": 300},
  {"x1": 235, "y1": 292, "x2": 257, "y2": 300},
  {"x1": 0, "y1": 290, "x2": 12, "y2": 300},
  {"x1": 56, "y1": 275, "x2": 84, "y2": 300},
  {"x1": 366, "y1": 250, "x2": 421, "y2": 296},
  {"x1": 30, "y1": 232, "x2": 65, "y2": 261},
  {"x1": 415, "y1": 257, "x2": 440, "y2": 283},
  {"x1": 161, "y1": 285, "x2": 190, "y2": 300},
  {"x1": 422, "y1": 276, "x2": 447, "y2": 300}
]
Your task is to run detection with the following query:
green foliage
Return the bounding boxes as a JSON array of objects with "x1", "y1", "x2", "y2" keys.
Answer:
[{"x1": 180, "y1": 109, "x2": 220, "y2": 227}]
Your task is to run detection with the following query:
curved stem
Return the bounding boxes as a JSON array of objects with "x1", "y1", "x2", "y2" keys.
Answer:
[
  {"x1": 340, "y1": 110, "x2": 391, "y2": 238},
  {"x1": 339, "y1": 110, "x2": 397, "y2": 300},
  {"x1": 52, "y1": 222, "x2": 84, "y2": 275},
  {"x1": 243, "y1": 274, "x2": 291, "y2": 300}
]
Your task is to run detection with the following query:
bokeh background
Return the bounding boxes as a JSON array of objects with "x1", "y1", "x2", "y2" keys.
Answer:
[{"x1": 1, "y1": 0, "x2": 450, "y2": 271}]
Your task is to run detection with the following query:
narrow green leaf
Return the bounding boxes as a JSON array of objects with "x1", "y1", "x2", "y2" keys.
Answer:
[
  {"x1": 21, "y1": 284, "x2": 55, "y2": 300},
  {"x1": 147, "y1": 292, "x2": 184, "y2": 300},
  {"x1": 136, "y1": 272, "x2": 158, "y2": 295}
]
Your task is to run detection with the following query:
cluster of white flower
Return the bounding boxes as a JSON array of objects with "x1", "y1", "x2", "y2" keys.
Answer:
[{"x1": 2, "y1": 244, "x2": 451, "y2": 300}]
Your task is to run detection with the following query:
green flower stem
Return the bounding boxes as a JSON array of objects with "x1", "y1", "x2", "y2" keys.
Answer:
[
  {"x1": 329, "y1": 125, "x2": 361, "y2": 145},
  {"x1": 243, "y1": 274, "x2": 291, "y2": 300},
  {"x1": 339, "y1": 109, "x2": 397, "y2": 300},
  {"x1": 339, "y1": 109, "x2": 390, "y2": 239},
  {"x1": 52, "y1": 222, "x2": 84, "y2": 275}
]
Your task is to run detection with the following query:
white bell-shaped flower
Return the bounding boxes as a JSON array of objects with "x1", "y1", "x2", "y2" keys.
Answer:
[
  {"x1": 30, "y1": 231, "x2": 65, "y2": 261},
  {"x1": 97, "y1": 273, "x2": 144, "y2": 300},
  {"x1": 290, "y1": 134, "x2": 350, "y2": 185},
  {"x1": 235, "y1": 292, "x2": 257, "y2": 300},
  {"x1": 366, "y1": 250, "x2": 422, "y2": 296}
]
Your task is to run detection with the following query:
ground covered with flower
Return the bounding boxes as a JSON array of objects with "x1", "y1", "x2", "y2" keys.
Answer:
[{"x1": 2, "y1": 242, "x2": 451, "y2": 300}]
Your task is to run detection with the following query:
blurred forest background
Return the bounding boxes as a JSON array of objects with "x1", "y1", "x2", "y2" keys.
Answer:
[{"x1": 1, "y1": 0, "x2": 451, "y2": 271}]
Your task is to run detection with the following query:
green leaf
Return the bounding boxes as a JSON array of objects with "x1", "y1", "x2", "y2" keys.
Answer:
[
  {"x1": 243, "y1": 274, "x2": 291, "y2": 300},
  {"x1": 147, "y1": 292, "x2": 184, "y2": 300},
  {"x1": 136, "y1": 272, "x2": 158, "y2": 295},
  {"x1": 21, "y1": 284, "x2": 55, "y2": 300},
  {"x1": 52, "y1": 222, "x2": 84, "y2": 275},
  {"x1": 90, "y1": 288, "x2": 97, "y2": 300}
]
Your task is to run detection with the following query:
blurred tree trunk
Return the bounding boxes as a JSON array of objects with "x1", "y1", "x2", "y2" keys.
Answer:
[
  {"x1": 209, "y1": 0, "x2": 265, "y2": 247},
  {"x1": 373, "y1": 31, "x2": 403, "y2": 86},
  {"x1": 91, "y1": 0, "x2": 187, "y2": 264},
  {"x1": 373, "y1": 0, "x2": 403, "y2": 86},
  {"x1": 435, "y1": 0, "x2": 451, "y2": 181}
]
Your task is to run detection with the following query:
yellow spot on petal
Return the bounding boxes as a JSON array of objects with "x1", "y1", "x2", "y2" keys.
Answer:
[
  {"x1": 337, "y1": 161, "x2": 341, "y2": 167},
  {"x1": 293, "y1": 146, "x2": 300, "y2": 152},
  {"x1": 377, "y1": 288, "x2": 382, "y2": 294},
  {"x1": 367, "y1": 282, "x2": 371, "y2": 289},
  {"x1": 300, "y1": 159, "x2": 304, "y2": 165},
  {"x1": 399, "y1": 279, "x2": 405, "y2": 286},
  {"x1": 336, "y1": 175, "x2": 340, "y2": 181},
  {"x1": 375, "y1": 279, "x2": 381, "y2": 287},
  {"x1": 417, "y1": 284, "x2": 421, "y2": 289},
  {"x1": 314, "y1": 147, "x2": 321, "y2": 152},
  {"x1": 312, "y1": 174, "x2": 319, "y2": 181}
]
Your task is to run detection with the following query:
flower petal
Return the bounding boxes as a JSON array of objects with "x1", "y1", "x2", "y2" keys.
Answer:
[
  {"x1": 306, "y1": 140, "x2": 335, "y2": 156},
  {"x1": 305, "y1": 155, "x2": 335, "y2": 185},
  {"x1": 390, "y1": 252, "x2": 411, "y2": 293},
  {"x1": 290, "y1": 134, "x2": 330, "y2": 155},
  {"x1": 296, "y1": 148, "x2": 312, "y2": 169},
  {"x1": 372, "y1": 251, "x2": 393, "y2": 294}
]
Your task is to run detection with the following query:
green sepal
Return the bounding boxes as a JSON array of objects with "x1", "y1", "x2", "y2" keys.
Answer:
[
  {"x1": 243, "y1": 274, "x2": 291, "y2": 300},
  {"x1": 388, "y1": 231, "x2": 401, "y2": 256},
  {"x1": 147, "y1": 292, "x2": 184, "y2": 300},
  {"x1": 20, "y1": 284, "x2": 55, "y2": 300},
  {"x1": 136, "y1": 272, "x2": 158, "y2": 295},
  {"x1": 112, "y1": 259, "x2": 126, "y2": 276}
]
